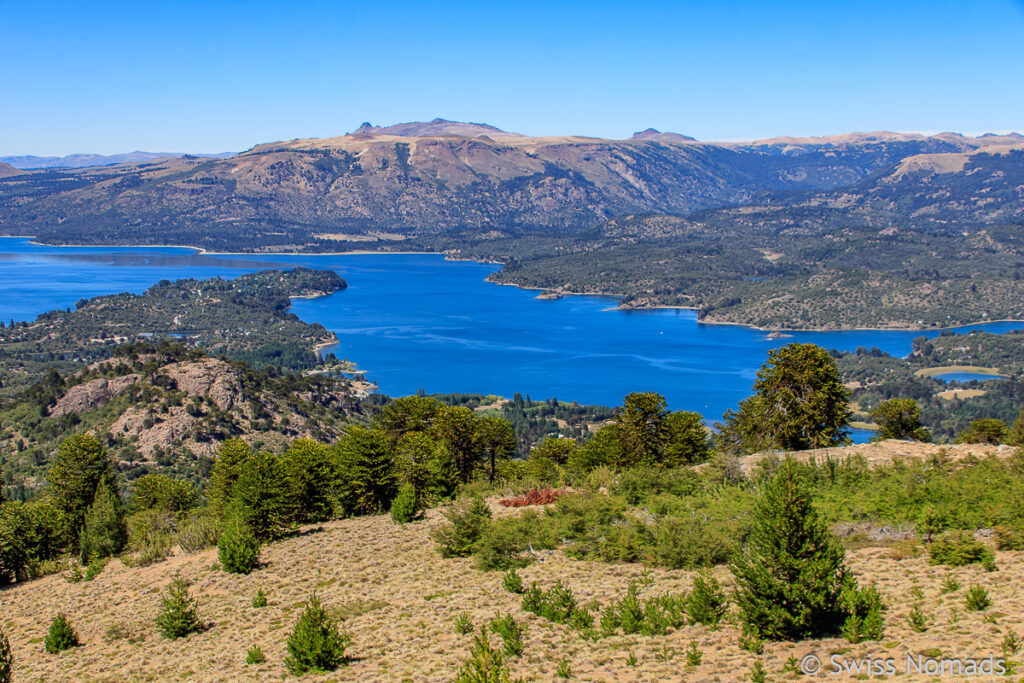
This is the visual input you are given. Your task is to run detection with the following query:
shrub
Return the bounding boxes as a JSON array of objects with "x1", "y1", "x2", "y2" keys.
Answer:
[
  {"x1": 965, "y1": 585, "x2": 992, "y2": 611},
  {"x1": 498, "y1": 489, "x2": 565, "y2": 507},
  {"x1": 651, "y1": 516, "x2": 733, "y2": 569},
  {"x1": 433, "y1": 496, "x2": 491, "y2": 558},
  {"x1": 0, "y1": 626, "x2": 11, "y2": 683},
  {"x1": 44, "y1": 613, "x2": 79, "y2": 653},
  {"x1": 252, "y1": 587, "x2": 268, "y2": 608},
  {"x1": 928, "y1": 531, "x2": 995, "y2": 568},
  {"x1": 686, "y1": 641, "x2": 703, "y2": 666},
  {"x1": 731, "y1": 459, "x2": 851, "y2": 640},
  {"x1": 175, "y1": 513, "x2": 219, "y2": 553},
  {"x1": 940, "y1": 573, "x2": 961, "y2": 594},
  {"x1": 688, "y1": 574, "x2": 727, "y2": 627},
  {"x1": 475, "y1": 522, "x2": 530, "y2": 572},
  {"x1": 738, "y1": 633, "x2": 764, "y2": 654},
  {"x1": 540, "y1": 581, "x2": 578, "y2": 624},
  {"x1": 121, "y1": 535, "x2": 172, "y2": 568},
  {"x1": 285, "y1": 594, "x2": 350, "y2": 675},
  {"x1": 750, "y1": 660, "x2": 767, "y2": 683},
  {"x1": 246, "y1": 645, "x2": 266, "y2": 665},
  {"x1": 390, "y1": 483, "x2": 421, "y2": 524},
  {"x1": 455, "y1": 612, "x2": 474, "y2": 635},
  {"x1": 489, "y1": 614, "x2": 526, "y2": 658},
  {"x1": 218, "y1": 518, "x2": 260, "y2": 574},
  {"x1": 994, "y1": 525, "x2": 1024, "y2": 551},
  {"x1": 84, "y1": 556, "x2": 107, "y2": 581},
  {"x1": 156, "y1": 576, "x2": 202, "y2": 639},
  {"x1": 841, "y1": 582, "x2": 886, "y2": 643},
  {"x1": 454, "y1": 627, "x2": 519, "y2": 683},
  {"x1": 907, "y1": 604, "x2": 928, "y2": 632},
  {"x1": 503, "y1": 568, "x2": 524, "y2": 594}
]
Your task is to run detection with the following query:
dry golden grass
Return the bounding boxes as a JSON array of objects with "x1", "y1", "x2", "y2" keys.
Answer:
[
  {"x1": 914, "y1": 365, "x2": 1002, "y2": 378},
  {"x1": 937, "y1": 388, "x2": 987, "y2": 401},
  {"x1": 2, "y1": 499, "x2": 1023, "y2": 681}
]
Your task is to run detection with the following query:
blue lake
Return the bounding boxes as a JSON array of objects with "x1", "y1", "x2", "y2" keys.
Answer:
[
  {"x1": 3, "y1": 237, "x2": 1023, "y2": 442},
  {"x1": 933, "y1": 372, "x2": 1005, "y2": 383}
]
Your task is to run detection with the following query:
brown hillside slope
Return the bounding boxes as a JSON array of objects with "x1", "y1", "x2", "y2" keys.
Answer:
[{"x1": 2, "y1": 442, "x2": 1020, "y2": 682}]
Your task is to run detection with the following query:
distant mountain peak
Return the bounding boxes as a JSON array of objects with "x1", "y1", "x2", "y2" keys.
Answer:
[
  {"x1": 347, "y1": 119, "x2": 524, "y2": 139},
  {"x1": 629, "y1": 129, "x2": 697, "y2": 143}
]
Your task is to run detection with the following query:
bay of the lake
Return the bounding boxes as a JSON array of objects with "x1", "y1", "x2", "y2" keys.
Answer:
[{"x1": 4, "y1": 237, "x2": 1023, "y2": 442}]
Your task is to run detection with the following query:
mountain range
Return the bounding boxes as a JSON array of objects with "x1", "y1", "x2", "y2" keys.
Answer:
[
  {"x1": 1, "y1": 119, "x2": 1022, "y2": 328},
  {"x1": 0, "y1": 151, "x2": 234, "y2": 170}
]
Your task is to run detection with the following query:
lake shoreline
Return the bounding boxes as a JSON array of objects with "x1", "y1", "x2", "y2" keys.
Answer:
[{"x1": 11, "y1": 235, "x2": 1024, "y2": 334}]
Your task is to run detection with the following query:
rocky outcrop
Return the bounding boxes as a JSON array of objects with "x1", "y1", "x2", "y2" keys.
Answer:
[
  {"x1": 48, "y1": 375, "x2": 139, "y2": 416},
  {"x1": 161, "y1": 358, "x2": 242, "y2": 411}
]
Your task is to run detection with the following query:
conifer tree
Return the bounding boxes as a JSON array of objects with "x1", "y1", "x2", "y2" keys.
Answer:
[
  {"x1": 156, "y1": 575, "x2": 202, "y2": 639},
  {"x1": 0, "y1": 624, "x2": 12, "y2": 682},
  {"x1": 78, "y1": 477, "x2": 127, "y2": 562},
  {"x1": 1008, "y1": 410, "x2": 1024, "y2": 447},
  {"x1": 331, "y1": 427, "x2": 397, "y2": 515},
  {"x1": 752, "y1": 343, "x2": 851, "y2": 450},
  {"x1": 285, "y1": 594, "x2": 349, "y2": 675},
  {"x1": 206, "y1": 439, "x2": 253, "y2": 517},
  {"x1": 870, "y1": 398, "x2": 930, "y2": 442},
  {"x1": 217, "y1": 516, "x2": 260, "y2": 574},
  {"x1": 390, "y1": 482, "x2": 421, "y2": 524},
  {"x1": 476, "y1": 416, "x2": 516, "y2": 483},
  {"x1": 731, "y1": 458, "x2": 851, "y2": 640},
  {"x1": 229, "y1": 451, "x2": 295, "y2": 539},
  {"x1": 44, "y1": 613, "x2": 79, "y2": 653},
  {"x1": 46, "y1": 435, "x2": 115, "y2": 545},
  {"x1": 282, "y1": 439, "x2": 334, "y2": 522},
  {"x1": 433, "y1": 405, "x2": 481, "y2": 482}
]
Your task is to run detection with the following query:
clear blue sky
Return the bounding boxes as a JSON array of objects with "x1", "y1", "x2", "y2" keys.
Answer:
[{"x1": 2, "y1": 0, "x2": 1022, "y2": 155}]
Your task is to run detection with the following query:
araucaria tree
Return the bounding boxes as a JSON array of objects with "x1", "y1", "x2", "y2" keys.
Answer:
[
  {"x1": 285, "y1": 594, "x2": 350, "y2": 675},
  {"x1": 870, "y1": 398, "x2": 930, "y2": 442},
  {"x1": 0, "y1": 624, "x2": 13, "y2": 682},
  {"x1": 751, "y1": 343, "x2": 851, "y2": 451},
  {"x1": 78, "y1": 477, "x2": 127, "y2": 562},
  {"x1": 156, "y1": 575, "x2": 202, "y2": 639},
  {"x1": 731, "y1": 459, "x2": 852, "y2": 640},
  {"x1": 46, "y1": 435, "x2": 116, "y2": 545}
]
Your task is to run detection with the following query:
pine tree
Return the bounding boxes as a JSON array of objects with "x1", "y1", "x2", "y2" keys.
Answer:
[
  {"x1": 46, "y1": 435, "x2": 115, "y2": 546},
  {"x1": 390, "y1": 482, "x2": 420, "y2": 524},
  {"x1": 229, "y1": 451, "x2": 295, "y2": 539},
  {"x1": 206, "y1": 439, "x2": 253, "y2": 517},
  {"x1": 453, "y1": 627, "x2": 519, "y2": 683},
  {"x1": 156, "y1": 576, "x2": 202, "y2": 639},
  {"x1": 1008, "y1": 410, "x2": 1024, "y2": 447},
  {"x1": 731, "y1": 459, "x2": 851, "y2": 640},
  {"x1": 331, "y1": 427, "x2": 397, "y2": 515},
  {"x1": 870, "y1": 398, "x2": 930, "y2": 442},
  {"x1": 44, "y1": 612, "x2": 79, "y2": 653},
  {"x1": 285, "y1": 594, "x2": 350, "y2": 675},
  {"x1": 476, "y1": 416, "x2": 516, "y2": 483},
  {"x1": 282, "y1": 439, "x2": 334, "y2": 522},
  {"x1": 217, "y1": 516, "x2": 260, "y2": 574},
  {"x1": 78, "y1": 477, "x2": 127, "y2": 563},
  {"x1": 752, "y1": 343, "x2": 851, "y2": 450},
  {"x1": 0, "y1": 624, "x2": 12, "y2": 682}
]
